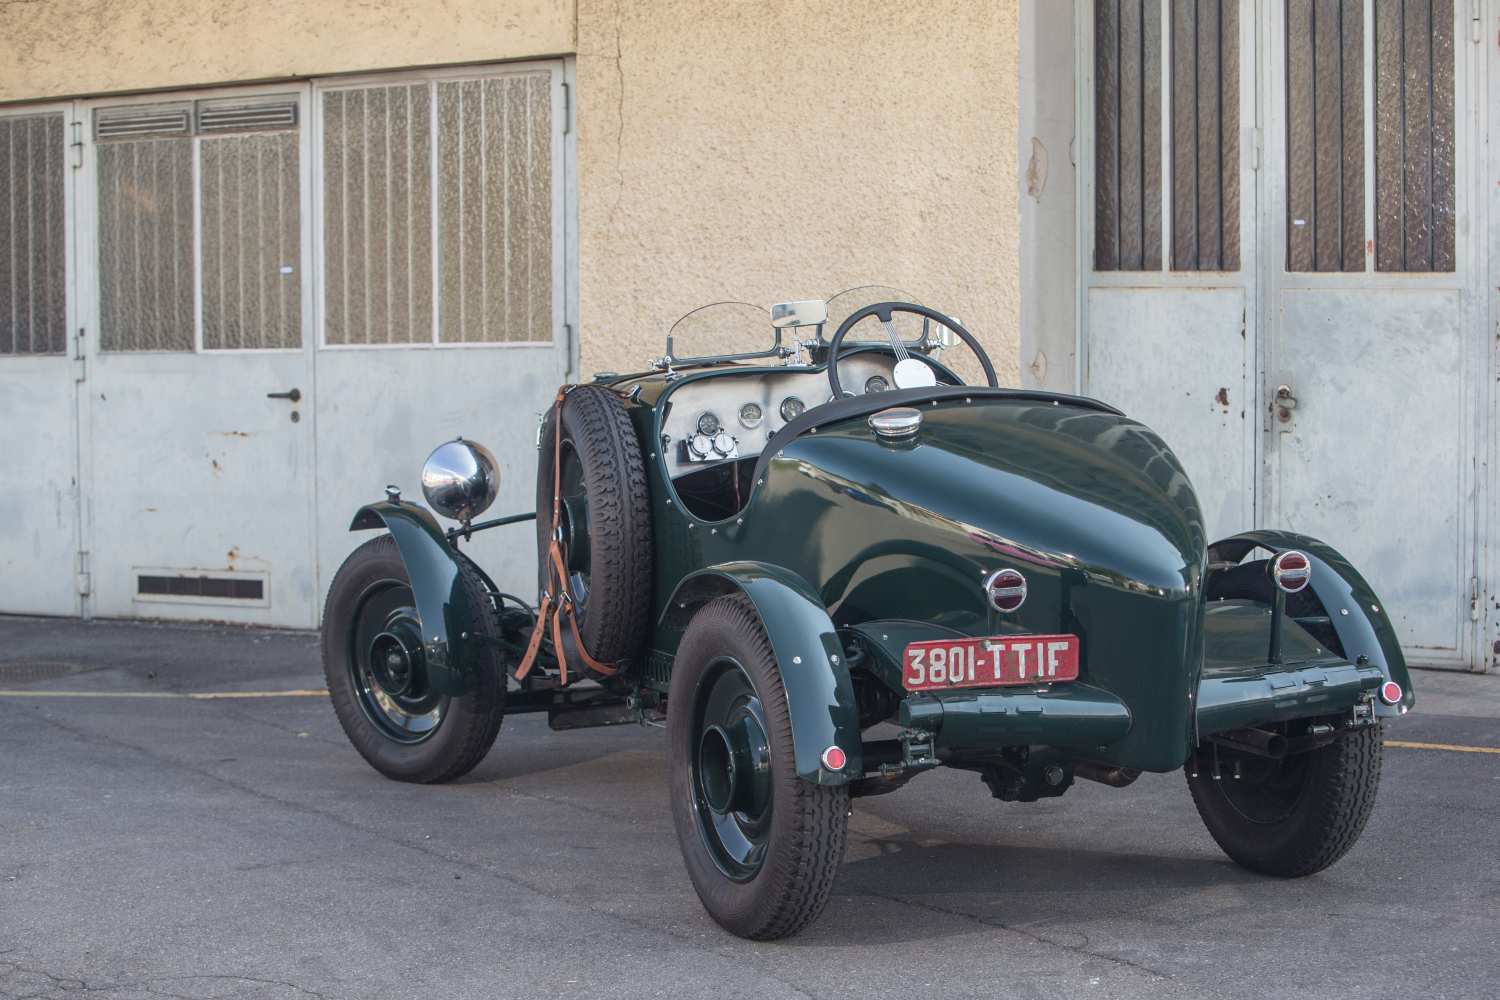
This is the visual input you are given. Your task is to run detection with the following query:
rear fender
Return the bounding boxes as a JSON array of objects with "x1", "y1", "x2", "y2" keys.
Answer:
[
  {"x1": 1208, "y1": 530, "x2": 1413, "y2": 716},
  {"x1": 662, "y1": 562, "x2": 861, "y2": 785},
  {"x1": 350, "y1": 500, "x2": 478, "y2": 697}
]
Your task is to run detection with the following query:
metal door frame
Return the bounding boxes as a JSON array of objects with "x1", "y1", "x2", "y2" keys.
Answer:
[
  {"x1": 1485, "y1": 0, "x2": 1498, "y2": 671},
  {"x1": 1074, "y1": 0, "x2": 1262, "y2": 531},
  {"x1": 73, "y1": 80, "x2": 319, "y2": 622},
  {"x1": 0, "y1": 99, "x2": 85, "y2": 615},
  {"x1": 1259, "y1": 0, "x2": 1485, "y2": 670}
]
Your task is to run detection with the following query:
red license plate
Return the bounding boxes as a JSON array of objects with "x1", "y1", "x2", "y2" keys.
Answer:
[{"x1": 902, "y1": 634, "x2": 1080, "y2": 692}]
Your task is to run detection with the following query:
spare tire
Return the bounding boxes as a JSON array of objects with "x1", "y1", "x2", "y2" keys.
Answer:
[{"x1": 536, "y1": 385, "x2": 653, "y2": 670}]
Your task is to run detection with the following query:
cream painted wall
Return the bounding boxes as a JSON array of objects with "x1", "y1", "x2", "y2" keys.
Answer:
[
  {"x1": 574, "y1": 0, "x2": 1021, "y2": 381},
  {"x1": 0, "y1": 0, "x2": 574, "y2": 102}
]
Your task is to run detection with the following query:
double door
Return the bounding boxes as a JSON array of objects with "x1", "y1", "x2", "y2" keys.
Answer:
[
  {"x1": 0, "y1": 62, "x2": 573, "y2": 628},
  {"x1": 1082, "y1": 0, "x2": 1490, "y2": 670}
]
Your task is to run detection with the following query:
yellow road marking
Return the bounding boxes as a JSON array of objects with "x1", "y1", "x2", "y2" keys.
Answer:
[
  {"x1": 1385, "y1": 739, "x2": 1500, "y2": 755},
  {"x1": 0, "y1": 689, "x2": 328, "y2": 700}
]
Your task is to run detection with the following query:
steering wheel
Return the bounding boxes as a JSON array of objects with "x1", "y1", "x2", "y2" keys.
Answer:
[{"x1": 825, "y1": 302, "x2": 998, "y2": 399}]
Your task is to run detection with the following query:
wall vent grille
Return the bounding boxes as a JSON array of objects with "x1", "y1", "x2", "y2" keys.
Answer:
[
  {"x1": 196, "y1": 100, "x2": 298, "y2": 134},
  {"x1": 95, "y1": 106, "x2": 193, "y2": 141},
  {"x1": 135, "y1": 572, "x2": 266, "y2": 604}
]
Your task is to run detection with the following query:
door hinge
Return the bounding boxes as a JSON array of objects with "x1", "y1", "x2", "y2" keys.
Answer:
[
  {"x1": 73, "y1": 327, "x2": 87, "y2": 382},
  {"x1": 1472, "y1": 577, "x2": 1483, "y2": 623},
  {"x1": 561, "y1": 81, "x2": 571, "y2": 135},
  {"x1": 1250, "y1": 126, "x2": 1263, "y2": 171},
  {"x1": 70, "y1": 120, "x2": 84, "y2": 170},
  {"x1": 1471, "y1": 0, "x2": 1482, "y2": 43},
  {"x1": 76, "y1": 552, "x2": 91, "y2": 597}
]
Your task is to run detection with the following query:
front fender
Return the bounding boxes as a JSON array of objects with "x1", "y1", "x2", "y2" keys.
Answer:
[
  {"x1": 1209, "y1": 530, "x2": 1413, "y2": 716},
  {"x1": 662, "y1": 562, "x2": 861, "y2": 786},
  {"x1": 350, "y1": 500, "x2": 478, "y2": 697}
]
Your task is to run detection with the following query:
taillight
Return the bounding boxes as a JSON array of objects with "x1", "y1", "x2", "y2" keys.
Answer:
[
  {"x1": 985, "y1": 568, "x2": 1028, "y2": 613},
  {"x1": 1378, "y1": 680, "x2": 1403, "y2": 706},
  {"x1": 820, "y1": 745, "x2": 847, "y2": 771},
  {"x1": 1271, "y1": 550, "x2": 1312, "y2": 593}
]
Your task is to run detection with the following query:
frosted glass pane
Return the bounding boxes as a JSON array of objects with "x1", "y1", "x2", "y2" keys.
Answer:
[
  {"x1": 322, "y1": 83, "x2": 432, "y2": 344},
  {"x1": 201, "y1": 131, "x2": 302, "y2": 349},
  {"x1": 437, "y1": 72, "x2": 552, "y2": 343},
  {"x1": 98, "y1": 138, "x2": 194, "y2": 352},
  {"x1": 0, "y1": 114, "x2": 67, "y2": 355}
]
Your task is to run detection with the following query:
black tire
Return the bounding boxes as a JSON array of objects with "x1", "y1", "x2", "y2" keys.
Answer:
[
  {"x1": 667, "y1": 596, "x2": 849, "y2": 939},
  {"x1": 536, "y1": 385, "x2": 652, "y2": 668},
  {"x1": 1187, "y1": 724, "x2": 1383, "y2": 876},
  {"x1": 322, "y1": 535, "x2": 505, "y2": 783}
]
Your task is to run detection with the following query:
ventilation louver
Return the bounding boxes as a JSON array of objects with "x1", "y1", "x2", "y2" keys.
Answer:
[
  {"x1": 95, "y1": 105, "x2": 193, "y2": 141},
  {"x1": 196, "y1": 99, "x2": 298, "y2": 134}
]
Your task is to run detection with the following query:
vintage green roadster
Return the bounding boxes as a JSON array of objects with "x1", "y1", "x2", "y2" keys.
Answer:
[{"x1": 322, "y1": 288, "x2": 1414, "y2": 939}]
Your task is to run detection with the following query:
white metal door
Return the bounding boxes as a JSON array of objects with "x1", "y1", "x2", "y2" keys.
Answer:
[
  {"x1": 0, "y1": 105, "x2": 81, "y2": 616},
  {"x1": 1080, "y1": 1, "x2": 1258, "y2": 542},
  {"x1": 1263, "y1": 0, "x2": 1482, "y2": 669},
  {"x1": 311, "y1": 63, "x2": 574, "y2": 606},
  {"x1": 77, "y1": 85, "x2": 319, "y2": 627}
]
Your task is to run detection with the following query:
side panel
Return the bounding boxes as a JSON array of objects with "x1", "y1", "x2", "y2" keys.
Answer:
[{"x1": 662, "y1": 563, "x2": 861, "y2": 786}]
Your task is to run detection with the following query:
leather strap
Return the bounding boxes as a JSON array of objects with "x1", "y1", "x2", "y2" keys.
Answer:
[{"x1": 512, "y1": 387, "x2": 619, "y2": 684}]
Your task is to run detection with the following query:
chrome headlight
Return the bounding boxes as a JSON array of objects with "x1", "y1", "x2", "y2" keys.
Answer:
[{"x1": 421, "y1": 438, "x2": 500, "y2": 522}]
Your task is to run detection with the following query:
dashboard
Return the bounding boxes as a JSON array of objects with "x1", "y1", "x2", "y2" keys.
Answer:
[{"x1": 661, "y1": 355, "x2": 899, "y2": 479}]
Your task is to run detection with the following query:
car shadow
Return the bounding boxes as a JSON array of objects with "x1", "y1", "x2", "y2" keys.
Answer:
[{"x1": 798, "y1": 835, "x2": 1253, "y2": 947}]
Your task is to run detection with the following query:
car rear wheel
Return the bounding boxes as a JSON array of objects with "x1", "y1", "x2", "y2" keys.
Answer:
[
  {"x1": 1186, "y1": 724, "x2": 1383, "y2": 876},
  {"x1": 668, "y1": 595, "x2": 849, "y2": 939},
  {"x1": 321, "y1": 535, "x2": 505, "y2": 783}
]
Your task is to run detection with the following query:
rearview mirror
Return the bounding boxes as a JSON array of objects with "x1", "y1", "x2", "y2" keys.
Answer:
[{"x1": 770, "y1": 300, "x2": 828, "y2": 329}]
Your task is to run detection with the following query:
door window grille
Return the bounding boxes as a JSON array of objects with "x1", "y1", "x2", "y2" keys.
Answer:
[
  {"x1": 1, "y1": 113, "x2": 68, "y2": 355},
  {"x1": 1093, "y1": 1, "x2": 1239, "y2": 272},
  {"x1": 1374, "y1": 0, "x2": 1455, "y2": 272},
  {"x1": 1285, "y1": 0, "x2": 1365, "y2": 272},
  {"x1": 95, "y1": 99, "x2": 301, "y2": 352},
  {"x1": 321, "y1": 70, "x2": 555, "y2": 346}
]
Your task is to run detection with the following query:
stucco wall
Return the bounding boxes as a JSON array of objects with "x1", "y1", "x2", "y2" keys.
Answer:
[
  {"x1": 574, "y1": 0, "x2": 1020, "y2": 381},
  {"x1": 0, "y1": 0, "x2": 575, "y2": 102}
]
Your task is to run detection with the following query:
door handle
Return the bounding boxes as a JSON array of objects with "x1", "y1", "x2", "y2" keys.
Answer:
[
  {"x1": 1274, "y1": 384, "x2": 1296, "y2": 423},
  {"x1": 267, "y1": 388, "x2": 302, "y2": 403}
]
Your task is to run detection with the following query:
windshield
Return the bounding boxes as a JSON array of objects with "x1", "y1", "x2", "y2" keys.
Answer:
[
  {"x1": 663, "y1": 286, "x2": 939, "y2": 366},
  {"x1": 666, "y1": 301, "x2": 777, "y2": 364}
]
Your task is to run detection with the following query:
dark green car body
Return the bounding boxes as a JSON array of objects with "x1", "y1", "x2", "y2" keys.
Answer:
[{"x1": 352, "y1": 357, "x2": 1413, "y2": 790}]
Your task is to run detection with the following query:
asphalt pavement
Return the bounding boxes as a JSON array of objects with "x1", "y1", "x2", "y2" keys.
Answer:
[{"x1": 0, "y1": 614, "x2": 1496, "y2": 1000}]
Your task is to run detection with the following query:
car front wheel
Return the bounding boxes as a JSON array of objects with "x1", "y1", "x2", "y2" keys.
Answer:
[{"x1": 667, "y1": 595, "x2": 849, "y2": 939}]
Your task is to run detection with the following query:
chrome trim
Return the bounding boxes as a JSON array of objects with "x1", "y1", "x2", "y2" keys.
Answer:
[{"x1": 867, "y1": 406, "x2": 923, "y2": 440}]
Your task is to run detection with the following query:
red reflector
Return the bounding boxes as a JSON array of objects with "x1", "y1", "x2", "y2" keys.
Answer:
[
  {"x1": 1272, "y1": 550, "x2": 1312, "y2": 594},
  {"x1": 985, "y1": 568, "x2": 1028, "y2": 613},
  {"x1": 1379, "y1": 681, "x2": 1403, "y2": 706},
  {"x1": 821, "y1": 745, "x2": 847, "y2": 772}
]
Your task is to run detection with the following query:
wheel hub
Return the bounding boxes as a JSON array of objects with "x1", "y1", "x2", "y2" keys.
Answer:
[
  {"x1": 692, "y1": 660, "x2": 774, "y2": 880},
  {"x1": 367, "y1": 623, "x2": 423, "y2": 698}
]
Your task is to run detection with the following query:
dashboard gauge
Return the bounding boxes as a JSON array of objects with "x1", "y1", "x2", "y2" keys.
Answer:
[
  {"x1": 713, "y1": 432, "x2": 736, "y2": 455},
  {"x1": 738, "y1": 402, "x2": 764, "y2": 429},
  {"x1": 689, "y1": 433, "x2": 715, "y2": 458},
  {"x1": 779, "y1": 396, "x2": 806, "y2": 422},
  {"x1": 696, "y1": 411, "x2": 721, "y2": 436},
  {"x1": 864, "y1": 375, "x2": 890, "y2": 394}
]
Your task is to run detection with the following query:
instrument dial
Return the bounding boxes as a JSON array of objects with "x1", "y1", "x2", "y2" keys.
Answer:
[
  {"x1": 864, "y1": 375, "x2": 890, "y2": 394},
  {"x1": 779, "y1": 396, "x2": 806, "y2": 422},
  {"x1": 696, "y1": 411, "x2": 721, "y2": 436},
  {"x1": 713, "y1": 432, "x2": 736, "y2": 455},
  {"x1": 738, "y1": 402, "x2": 764, "y2": 429},
  {"x1": 689, "y1": 434, "x2": 715, "y2": 457}
]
